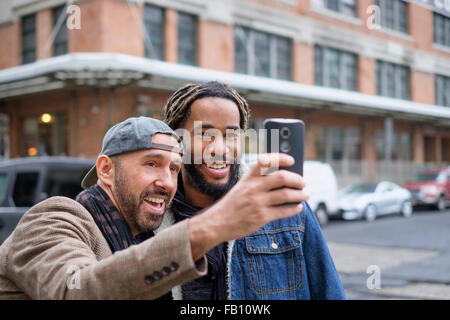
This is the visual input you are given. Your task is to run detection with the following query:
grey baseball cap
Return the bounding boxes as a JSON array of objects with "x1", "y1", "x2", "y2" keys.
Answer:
[{"x1": 81, "y1": 116, "x2": 182, "y2": 189}]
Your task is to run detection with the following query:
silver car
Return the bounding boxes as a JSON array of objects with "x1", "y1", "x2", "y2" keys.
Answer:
[{"x1": 337, "y1": 181, "x2": 413, "y2": 222}]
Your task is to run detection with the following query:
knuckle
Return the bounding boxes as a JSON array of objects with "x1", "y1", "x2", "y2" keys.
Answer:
[
  {"x1": 281, "y1": 188, "x2": 292, "y2": 199},
  {"x1": 277, "y1": 170, "x2": 288, "y2": 184}
]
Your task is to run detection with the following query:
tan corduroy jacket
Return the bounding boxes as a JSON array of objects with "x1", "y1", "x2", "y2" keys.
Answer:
[{"x1": 0, "y1": 196, "x2": 207, "y2": 299}]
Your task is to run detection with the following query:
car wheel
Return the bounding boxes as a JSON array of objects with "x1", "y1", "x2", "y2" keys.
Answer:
[
  {"x1": 364, "y1": 204, "x2": 377, "y2": 222},
  {"x1": 436, "y1": 195, "x2": 446, "y2": 212},
  {"x1": 315, "y1": 204, "x2": 328, "y2": 227},
  {"x1": 400, "y1": 200, "x2": 413, "y2": 218}
]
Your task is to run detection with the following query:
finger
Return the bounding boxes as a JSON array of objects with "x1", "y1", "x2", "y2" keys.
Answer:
[
  {"x1": 248, "y1": 153, "x2": 294, "y2": 177},
  {"x1": 261, "y1": 170, "x2": 306, "y2": 191},
  {"x1": 265, "y1": 203, "x2": 304, "y2": 222},
  {"x1": 264, "y1": 188, "x2": 309, "y2": 207}
]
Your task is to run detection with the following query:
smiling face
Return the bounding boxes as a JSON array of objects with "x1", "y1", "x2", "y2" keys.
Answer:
[
  {"x1": 181, "y1": 97, "x2": 241, "y2": 200},
  {"x1": 109, "y1": 133, "x2": 182, "y2": 234}
]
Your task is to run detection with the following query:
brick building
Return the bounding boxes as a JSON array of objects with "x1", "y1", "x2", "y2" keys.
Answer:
[{"x1": 0, "y1": 0, "x2": 449, "y2": 186}]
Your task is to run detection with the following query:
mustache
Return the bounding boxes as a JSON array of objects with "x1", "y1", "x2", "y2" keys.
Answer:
[
  {"x1": 201, "y1": 156, "x2": 239, "y2": 164},
  {"x1": 141, "y1": 190, "x2": 172, "y2": 203}
]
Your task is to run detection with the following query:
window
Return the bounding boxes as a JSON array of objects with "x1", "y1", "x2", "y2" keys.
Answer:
[
  {"x1": 315, "y1": 126, "x2": 361, "y2": 161},
  {"x1": 0, "y1": 173, "x2": 8, "y2": 205},
  {"x1": 376, "y1": 60, "x2": 410, "y2": 100},
  {"x1": 0, "y1": 114, "x2": 9, "y2": 160},
  {"x1": 254, "y1": 31, "x2": 270, "y2": 77},
  {"x1": 144, "y1": 4, "x2": 165, "y2": 60},
  {"x1": 21, "y1": 14, "x2": 36, "y2": 64},
  {"x1": 374, "y1": 0, "x2": 408, "y2": 33},
  {"x1": 13, "y1": 172, "x2": 39, "y2": 207},
  {"x1": 315, "y1": 45, "x2": 358, "y2": 91},
  {"x1": 376, "y1": 131, "x2": 412, "y2": 161},
  {"x1": 313, "y1": 0, "x2": 357, "y2": 16},
  {"x1": 22, "y1": 113, "x2": 68, "y2": 157},
  {"x1": 178, "y1": 12, "x2": 197, "y2": 66},
  {"x1": 53, "y1": 5, "x2": 68, "y2": 56},
  {"x1": 434, "y1": 13, "x2": 450, "y2": 47},
  {"x1": 436, "y1": 74, "x2": 450, "y2": 107},
  {"x1": 44, "y1": 168, "x2": 89, "y2": 199},
  {"x1": 234, "y1": 26, "x2": 292, "y2": 80}
]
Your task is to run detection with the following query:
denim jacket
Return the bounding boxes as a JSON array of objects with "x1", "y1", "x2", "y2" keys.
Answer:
[
  {"x1": 158, "y1": 201, "x2": 345, "y2": 300},
  {"x1": 227, "y1": 202, "x2": 346, "y2": 300}
]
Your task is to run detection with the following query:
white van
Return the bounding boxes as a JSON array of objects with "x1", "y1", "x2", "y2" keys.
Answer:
[
  {"x1": 242, "y1": 155, "x2": 338, "y2": 227},
  {"x1": 303, "y1": 161, "x2": 339, "y2": 226}
]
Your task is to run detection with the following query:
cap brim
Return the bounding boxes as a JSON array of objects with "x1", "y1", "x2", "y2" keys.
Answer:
[{"x1": 81, "y1": 165, "x2": 98, "y2": 189}]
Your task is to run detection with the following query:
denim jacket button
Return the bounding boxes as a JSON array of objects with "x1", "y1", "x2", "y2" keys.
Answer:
[{"x1": 271, "y1": 242, "x2": 278, "y2": 249}]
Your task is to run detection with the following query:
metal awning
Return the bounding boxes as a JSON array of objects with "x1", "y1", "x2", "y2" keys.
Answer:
[{"x1": 1, "y1": 52, "x2": 450, "y2": 126}]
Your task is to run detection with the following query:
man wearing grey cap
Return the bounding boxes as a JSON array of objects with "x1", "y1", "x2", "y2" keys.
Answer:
[{"x1": 0, "y1": 116, "x2": 306, "y2": 300}]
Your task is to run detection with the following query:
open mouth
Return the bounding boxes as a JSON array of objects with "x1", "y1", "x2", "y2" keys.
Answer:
[
  {"x1": 203, "y1": 162, "x2": 231, "y2": 178},
  {"x1": 143, "y1": 196, "x2": 166, "y2": 214}
]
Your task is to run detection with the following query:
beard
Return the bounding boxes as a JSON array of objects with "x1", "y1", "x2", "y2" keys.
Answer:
[
  {"x1": 183, "y1": 163, "x2": 240, "y2": 200},
  {"x1": 113, "y1": 170, "x2": 171, "y2": 234}
]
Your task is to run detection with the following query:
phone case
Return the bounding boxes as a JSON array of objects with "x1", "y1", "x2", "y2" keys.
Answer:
[{"x1": 263, "y1": 118, "x2": 305, "y2": 176}]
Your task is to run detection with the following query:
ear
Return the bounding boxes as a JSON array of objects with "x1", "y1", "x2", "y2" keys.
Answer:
[{"x1": 96, "y1": 155, "x2": 115, "y2": 188}]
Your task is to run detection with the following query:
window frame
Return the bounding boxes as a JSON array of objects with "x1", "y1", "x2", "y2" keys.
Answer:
[
  {"x1": 143, "y1": 4, "x2": 165, "y2": 61},
  {"x1": 433, "y1": 12, "x2": 450, "y2": 48},
  {"x1": 315, "y1": 126, "x2": 361, "y2": 161},
  {"x1": 314, "y1": 45, "x2": 358, "y2": 91},
  {"x1": 234, "y1": 25, "x2": 292, "y2": 81},
  {"x1": 374, "y1": 0, "x2": 409, "y2": 34},
  {"x1": 311, "y1": 0, "x2": 357, "y2": 17},
  {"x1": 21, "y1": 13, "x2": 37, "y2": 64},
  {"x1": 52, "y1": 5, "x2": 68, "y2": 57},
  {"x1": 177, "y1": 11, "x2": 197, "y2": 66},
  {"x1": 435, "y1": 74, "x2": 450, "y2": 107},
  {"x1": 376, "y1": 60, "x2": 410, "y2": 100}
]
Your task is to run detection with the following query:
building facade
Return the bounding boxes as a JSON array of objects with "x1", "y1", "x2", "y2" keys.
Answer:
[{"x1": 0, "y1": 0, "x2": 450, "y2": 187}]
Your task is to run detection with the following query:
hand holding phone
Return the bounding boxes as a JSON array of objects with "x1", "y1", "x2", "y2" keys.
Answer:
[{"x1": 264, "y1": 118, "x2": 305, "y2": 206}]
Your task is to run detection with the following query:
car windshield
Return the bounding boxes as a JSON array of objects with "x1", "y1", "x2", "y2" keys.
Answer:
[
  {"x1": 412, "y1": 172, "x2": 439, "y2": 182},
  {"x1": 344, "y1": 183, "x2": 377, "y2": 195}
]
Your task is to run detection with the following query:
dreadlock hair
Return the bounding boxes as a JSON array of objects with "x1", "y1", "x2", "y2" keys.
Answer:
[{"x1": 163, "y1": 81, "x2": 250, "y2": 130}]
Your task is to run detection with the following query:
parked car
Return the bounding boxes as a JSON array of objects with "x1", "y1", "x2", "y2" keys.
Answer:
[
  {"x1": 403, "y1": 168, "x2": 450, "y2": 211},
  {"x1": 0, "y1": 157, "x2": 94, "y2": 244},
  {"x1": 336, "y1": 181, "x2": 413, "y2": 222},
  {"x1": 242, "y1": 154, "x2": 338, "y2": 226}
]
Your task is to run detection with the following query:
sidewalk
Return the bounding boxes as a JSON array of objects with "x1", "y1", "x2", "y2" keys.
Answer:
[{"x1": 327, "y1": 241, "x2": 450, "y2": 300}]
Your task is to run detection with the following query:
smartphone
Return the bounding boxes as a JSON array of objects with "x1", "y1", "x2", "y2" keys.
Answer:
[{"x1": 263, "y1": 118, "x2": 305, "y2": 176}]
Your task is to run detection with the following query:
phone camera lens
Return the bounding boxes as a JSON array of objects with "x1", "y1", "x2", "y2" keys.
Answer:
[
  {"x1": 280, "y1": 127, "x2": 291, "y2": 139},
  {"x1": 280, "y1": 141, "x2": 291, "y2": 153}
]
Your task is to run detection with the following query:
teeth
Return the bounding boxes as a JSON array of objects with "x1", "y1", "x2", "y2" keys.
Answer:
[
  {"x1": 145, "y1": 197, "x2": 164, "y2": 204},
  {"x1": 207, "y1": 164, "x2": 227, "y2": 169}
]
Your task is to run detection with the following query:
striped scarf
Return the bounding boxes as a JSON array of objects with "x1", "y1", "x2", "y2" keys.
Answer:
[{"x1": 76, "y1": 184, "x2": 172, "y2": 300}]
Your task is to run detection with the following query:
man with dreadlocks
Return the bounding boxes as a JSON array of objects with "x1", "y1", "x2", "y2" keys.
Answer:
[
  {"x1": 0, "y1": 115, "x2": 306, "y2": 299},
  {"x1": 162, "y1": 81, "x2": 345, "y2": 300}
]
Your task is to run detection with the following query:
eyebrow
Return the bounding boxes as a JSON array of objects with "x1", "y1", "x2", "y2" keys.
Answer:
[{"x1": 194, "y1": 124, "x2": 241, "y2": 131}]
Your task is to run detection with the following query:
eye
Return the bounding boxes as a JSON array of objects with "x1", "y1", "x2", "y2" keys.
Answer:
[
  {"x1": 202, "y1": 131, "x2": 212, "y2": 137},
  {"x1": 170, "y1": 165, "x2": 180, "y2": 174},
  {"x1": 147, "y1": 161, "x2": 156, "y2": 167}
]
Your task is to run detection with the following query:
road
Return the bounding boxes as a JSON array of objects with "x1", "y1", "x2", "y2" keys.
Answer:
[{"x1": 322, "y1": 207, "x2": 450, "y2": 300}]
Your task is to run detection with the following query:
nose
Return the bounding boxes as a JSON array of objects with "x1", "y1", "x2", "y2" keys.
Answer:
[
  {"x1": 153, "y1": 167, "x2": 176, "y2": 193},
  {"x1": 208, "y1": 135, "x2": 231, "y2": 161}
]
